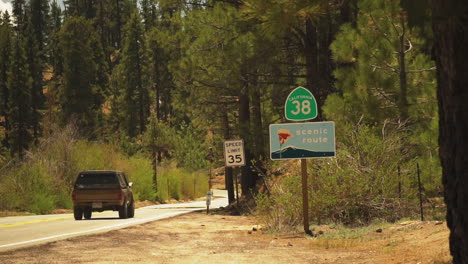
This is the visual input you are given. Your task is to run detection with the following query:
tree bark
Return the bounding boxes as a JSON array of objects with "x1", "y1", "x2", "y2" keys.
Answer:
[
  {"x1": 303, "y1": 16, "x2": 335, "y2": 121},
  {"x1": 250, "y1": 74, "x2": 266, "y2": 160},
  {"x1": 304, "y1": 19, "x2": 322, "y2": 120},
  {"x1": 433, "y1": 1, "x2": 468, "y2": 263},
  {"x1": 222, "y1": 107, "x2": 235, "y2": 204},
  {"x1": 239, "y1": 81, "x2": 256, "y2": 197},
  {"x1": 398, "y1": 17, "x2": 409, "y2": 121}
]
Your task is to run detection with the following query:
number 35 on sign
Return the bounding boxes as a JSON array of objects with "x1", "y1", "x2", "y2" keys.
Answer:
[{"x1": 224, "y1": 139, "x2": 246, "y2": 167}]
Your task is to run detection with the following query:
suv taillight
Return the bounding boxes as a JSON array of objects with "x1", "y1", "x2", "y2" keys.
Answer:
[
  {"x1": 72, "y1": 189, "x2": 76, "y2": 201},
  {"x1": 118, "y1": 190, "x2": 123, "y2": 201}
]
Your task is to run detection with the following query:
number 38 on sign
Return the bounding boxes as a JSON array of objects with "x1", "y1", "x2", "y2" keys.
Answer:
[
  {"x1": 224, "y1": 139, "x2": 246, "y2": 167},
  {"x1": 285, "y1": 86, "x2": 318, "y2": 121}
]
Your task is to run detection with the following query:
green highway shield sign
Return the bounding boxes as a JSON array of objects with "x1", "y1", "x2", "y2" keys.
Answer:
[
  {"x1": 284, "y1": 86, "x2": 318, "y2": 121},
  {"x1": 270, "y1": 122, "x2": 335, "y2": 160}
]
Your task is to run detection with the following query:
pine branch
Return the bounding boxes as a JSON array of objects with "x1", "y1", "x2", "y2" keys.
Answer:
[
  {"x1": 369, "y1": 13, "x2": 395, "y2": 48},
  {"x1": 247, "y1": 72, "x2": 308, "y2": 78},
  {"x1": 370, "y1": 63, "x2": 436, "y2": 74},
  {"x1": 406, "y1": 67, "x2": 436, "y2": 73}
]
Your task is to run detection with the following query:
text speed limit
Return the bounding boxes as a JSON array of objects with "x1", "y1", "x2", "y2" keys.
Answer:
[{"x1": 224, "y1": 139, "x2": 245, "y2": 167}]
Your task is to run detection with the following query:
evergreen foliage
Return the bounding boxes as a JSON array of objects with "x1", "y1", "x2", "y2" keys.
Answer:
[
  {"x1": 117, "y1": 11, "x2": 149, "y2": 137},
  {"x1": 58, "y1": 16, "x2": 107, "y2": 137},
  {"x1": 327, "y1": 0, "x2": 439, "y2": 195},
  {"x1": 48, "y1": 0, "x2": 62, "y2": 74},
  {"x1": 0, "y1": 0, "x2": 441, "y2": 227},
  {"x1": 0, "y1": 12, "x2": 13, "y2": 151},
  {"x1": 25, "y1": 14, "x2": 45, "y2": 143},
  {"x1": 7, "y1": 34, "x2": 32, "y2": 159},
  {"x1": 12, "y1": 0, "x2": 27, "y2": 31}
]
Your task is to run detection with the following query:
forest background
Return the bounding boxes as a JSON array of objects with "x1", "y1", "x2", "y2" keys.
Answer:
[{"x1": 0, "y1": 0, "x2": 441, "y2": 229}]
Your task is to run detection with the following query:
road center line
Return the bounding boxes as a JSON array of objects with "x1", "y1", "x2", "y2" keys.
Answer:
[
  {"x1": 0, "y1": 216, "x2": 72, "y2": 229},
  {"x1": 0, "y1": 210, "x2": 193, "y2": 249}
]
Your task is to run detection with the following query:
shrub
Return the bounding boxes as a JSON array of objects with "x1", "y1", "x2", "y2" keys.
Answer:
[
  {"x1": 128, "y1": 156, "x2": 156, "y2": 201},
  {"x1": 0, "y1": 123, "x2": 210, "y2": 214},
  {"x1": 256, "y1": 173, "x2": 303, "y2": 232},
  {"x1": 0, "y1": 162, "x2": 56, "y2": 214},
  {"x1": 256, "y1": 122, "x2": 438, "y2": 231},
  {"x1": 156, "y1": 163, "x2": 209, "y2": 202}
]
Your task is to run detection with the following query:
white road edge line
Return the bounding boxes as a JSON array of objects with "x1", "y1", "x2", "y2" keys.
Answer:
[{"x1": 0, "y1": 209, "x2": 195, "y2": 249}]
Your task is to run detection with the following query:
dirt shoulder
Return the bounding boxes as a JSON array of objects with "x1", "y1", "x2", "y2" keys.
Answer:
[{"x1": 0, "y1": 211, "x2": 451, "y2": 264}]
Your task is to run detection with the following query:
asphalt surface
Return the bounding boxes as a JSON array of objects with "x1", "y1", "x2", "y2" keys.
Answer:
[{"x1": 0, "y1": 190, "x2": 228, "y2": 252}]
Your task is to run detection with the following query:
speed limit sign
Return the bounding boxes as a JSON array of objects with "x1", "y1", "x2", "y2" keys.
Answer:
[{"x1": 224, "y1": 139, "x2": 246, "y2": 167}]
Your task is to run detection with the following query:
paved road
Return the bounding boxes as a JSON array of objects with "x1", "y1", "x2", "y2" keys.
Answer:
[{"x1": 0, "y1": 190, "x2": 227, "y2": 252}]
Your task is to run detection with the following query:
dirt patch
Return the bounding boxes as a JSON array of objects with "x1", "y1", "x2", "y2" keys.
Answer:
[{"x1": 0, "y1": 211, "x2": 451, "y2": 264}]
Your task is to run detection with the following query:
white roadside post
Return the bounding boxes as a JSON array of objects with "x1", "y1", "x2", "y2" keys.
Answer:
[{"x1": 206, "y1": 190, "x2": 212, "y2": 214}]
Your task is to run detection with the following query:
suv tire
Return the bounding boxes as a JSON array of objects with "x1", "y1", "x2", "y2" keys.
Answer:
[
  {"x1": 74, "y1": 207, "x2": 83, "y2": 220},
  {"x1": 84, "y1": 207, "x2": 92, "y2": 219},
  {"x1": 119, "y1": 201, "x2": 128, "y2": 219},
  {"x1": 128, "y1": 200, "x2": 135, "y2": 218}
]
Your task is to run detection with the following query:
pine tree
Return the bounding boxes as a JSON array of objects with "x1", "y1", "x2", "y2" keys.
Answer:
[
  {"x1": 64, "y1": 0, "x2": 96, "y2": 19},
  {"x1": 324, "y1": 0, "x2": 440, "y2": 205},
  {"x1": 145, "y1": 20, "x2": 177, "y2": 122},
  {"x1": 25, "y1": 7, "x2": 47, "y2": 144},
  {"x1": 107, "y1": 0, "x2": 135, "y2": 50},
  {"x1": 0, "y1": 12, "x2": 13, "y2": 149},
  {"x1": 140, "y1": 0, "x2": 157, "y2": 32},
  {"x1": 114, "y1": 11, "x2": 149, "y2": 138},
  {"x1": 242, "y1": 0, "x2": 353, "y2": 120},
  {"x1": 12, "y1": 0, "x2": 27, "y2": 31},
  {"x1": 431, "y1": 1, "x2": 468, "y2": 261},
  {"x1": 48, "y1": 0, "x2": 63, "y2": 76},
  {"x1": 7, "y1": 34, "x2": 33, "y2": 159},
  {"x1": 29, "y1": 0, "x2": 49, "y2": 52},
  {"x1": 58, "y1": 16, "x2": 107, "y2": 137},
  {"x1": 178, "y1": 3, "x2": 274, "y2": 196},
  {"x1": 329, "y1": 0, "x2": 437, "y2": 154}
]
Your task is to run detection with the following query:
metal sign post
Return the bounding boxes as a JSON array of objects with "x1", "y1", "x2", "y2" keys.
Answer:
[
  {"x1": 206, "y1": 147, "x2": 214, "y2": 214},
  {"x1": 301, "y1": 159, "x2": 312, "y2": 235},
  {"x1": 235, "y1": 167, "x2": 240, "y2": 209},
  {"x1": 270, "y1": 86, "x2": 336, "y2": 235}
]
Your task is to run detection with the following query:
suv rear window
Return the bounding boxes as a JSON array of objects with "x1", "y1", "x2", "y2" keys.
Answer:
[{"x1": 75, "y1": 173, "x2": 119, "y2": 188}]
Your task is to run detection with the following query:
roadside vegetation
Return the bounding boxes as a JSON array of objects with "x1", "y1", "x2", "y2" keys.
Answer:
[
  {"x1": 0, "y1": 0, "x2": 442, "y2": 236},
  {"x1": 0, "y1": 124, "x2": 208, "y2": 214},
  {"x1": 256, "y1": 121, "x2": 443, "y2": 231}
]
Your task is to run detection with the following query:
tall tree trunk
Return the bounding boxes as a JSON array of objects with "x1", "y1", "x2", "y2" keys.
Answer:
[
  {"x1": 303, "y1": 12, "x2": 338, "y2": 122},
  {"x1": 0, "y1": 63, "x2": 9, "y2": 149},
  {"x1": 398, "y1": 17, "x2": 409, "y2": 122},
  {"x1": 433, "y1": 1, "x2": 468, "y2": 262},
  {"x1": 137, "y1": 53, "x2": 145, "y2": 135},
  {"x1": 239, "y1": 81, "x2": 256, "y2": 197},
  {"x1": 116, "y1": 0, "x2": 122, "y2": 49},
  {"x1": 304, "y1": 18, "x2": 323, "y2": 121},
  {"x1": 250, "y1": 74, "x2": 265, "y2": 160},
  {"x1": 152, "y1": 144, "x2": 158, "y2": 192},
  {"x1": 222, "y1": 106, "x2": 235, "y2": 204}
]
